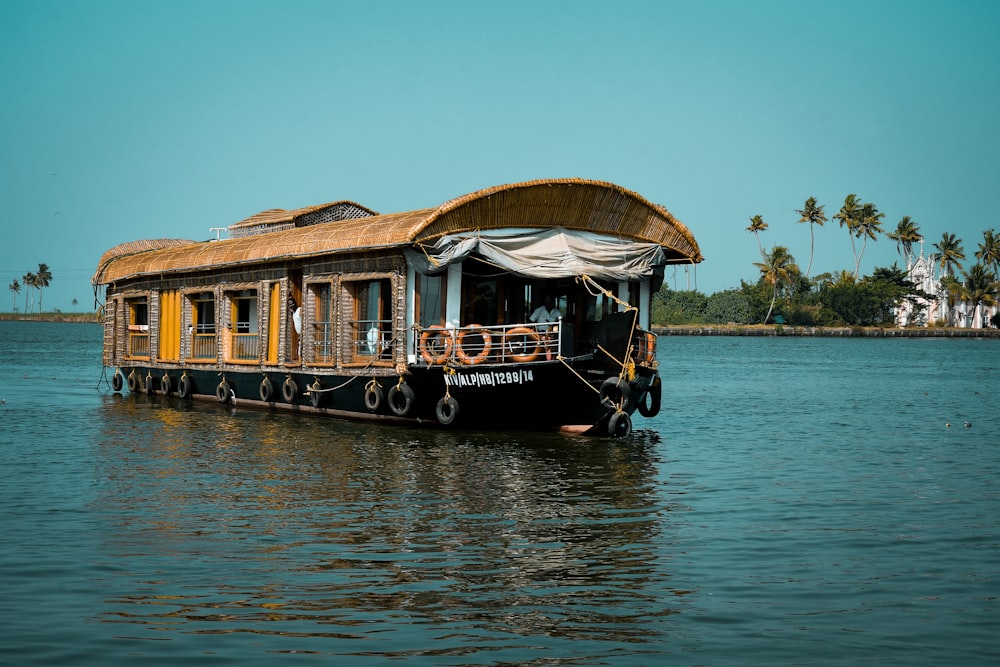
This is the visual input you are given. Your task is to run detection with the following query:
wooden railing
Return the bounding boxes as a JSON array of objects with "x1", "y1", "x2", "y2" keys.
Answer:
[
  {"x1": 128, "y1": 332, "x2": 150, "y2": 359},
  {"x1": 230, "y1": 332, "x2": 259, "y2": 361}
]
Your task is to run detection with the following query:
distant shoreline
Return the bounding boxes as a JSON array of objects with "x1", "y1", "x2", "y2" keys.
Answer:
[
  {"x1": 0, "y1": 313, "x2": 99, "y2": 323},
  {"x1": 654, "y1": 324, "x2": 1000, "y2": 338},
  {"x1": 2, "y1": 314, "x2": 997, "y2": 338}
]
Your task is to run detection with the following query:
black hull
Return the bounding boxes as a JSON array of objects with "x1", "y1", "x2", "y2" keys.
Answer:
[{"x1": 111, "y1": 357, "x2": 661, "y2": 436}]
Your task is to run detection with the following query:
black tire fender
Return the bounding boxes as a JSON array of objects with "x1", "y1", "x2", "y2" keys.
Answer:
[
  {"x1": 364, "y1": 383, "x2": 383, "y2": 412},
  {"x1": 282, "y1": 377, "x2": 298, "y2": 403},
  {"x1": 607, "y1": 410, "x2": 632, "y2": 438},
  {"x1": 387, "y1": 382, "x2": 415, "y2": 417},
  {"x1": 599, "y1": 376, "x2": 631, "y2": 407},
  {"x1": 259, "y1": 377, "x2": 274, "y2": 403},
  {"x1": 178, "y1": 374, "x2": 193, "y2": 399},
  {"x1": 637, "y1": 375, "x2": 661, "y2": 418},
  {"x1": 435, "y1": 395, "x2": 459, "y2": 426}
]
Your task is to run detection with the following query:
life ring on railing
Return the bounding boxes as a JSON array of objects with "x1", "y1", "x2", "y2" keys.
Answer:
[
  {"x1": 456, "y1": 325, "x2": 492, "y2": 365},
  {"x1": 364, "y1": 382, "x2": 383, "y2": 412},
  {"x1": 637, "y1": 375, "x2": 661, "y2": 418},
  {"x1": 216, "y1": 379, "x2": 232, "y2": 403},
  {"x1": 259, "y1": 377, "x2": 274, "y2": 403},
  {"x1": 126, "y1": 371, "x2": 139, "y2": 393},
  {"x1": 419, "y1": 326, "x2": 453, "y2": 364},
  {"x1": 144, "y1": 374, "x2": 155, "y2": 395},
  {"x1": 160, "y1": 374, "x2": 172, "y2": 396},
  {"x1": 607, "y1": 410, "x2": 632, "y2": 438},
  {"x1": 435, "y1": 395, "x2": 459, "y2": 425},
  {"x1": 503, "y1": 327, "x2": 541, "y2": 363},
  {"x1": 599, "y1": 376, "x2": 631, "y2": 407},
  {"x1": 282, "y1": 377, "x2": 298, "y2": 402},
  {"x1": 387, "y1": 382, "x2": 415, "y2": 416},
  {"x1": 178, "y1": 373, "x2": 193, "y2": 398},
  {"x1": 111, "y1": 371, "x2": 124, "y2": 392},
  {"x1": 636, "y1": 331, "x2": 657, "y2": 365},
  {"x1": 309, "y1": 380, "x2": 323, "y2": 408}
]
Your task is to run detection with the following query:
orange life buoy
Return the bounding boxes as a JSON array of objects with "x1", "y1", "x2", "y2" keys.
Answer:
[
  {"x1": 419, "y1": 326, "x2": 453, "y2": 364},
  {"x1": 455, "y1": 325, "x2": 492, "y2": 365},
  {"x1": 637, "y1": 331, "x2": 656, "y2": 364},
  {"x1": 503, "y1": 327, "x2": 541, "y2": 363}
]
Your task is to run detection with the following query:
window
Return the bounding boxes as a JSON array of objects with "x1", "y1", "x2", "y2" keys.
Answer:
[
  {"x1": 310, "y1": 283, "x2": 334, "y2": 363},
  {"x1": 125, "y1": 296, "x2": 149, "y2": 358},
  {"x1": 190, "y1": 293, "x2": 216, "y2": 360},
  {"x1": 349, "y1": 278, "x2": 392, "y2": 362},
  {"x1": 228, "y1": 290, "x2": 258, "y2": 361}
]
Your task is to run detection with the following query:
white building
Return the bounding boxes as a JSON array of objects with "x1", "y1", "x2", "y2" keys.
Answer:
[{"x1": 897, "y1": 248, "x2": 997, "y2": 328}]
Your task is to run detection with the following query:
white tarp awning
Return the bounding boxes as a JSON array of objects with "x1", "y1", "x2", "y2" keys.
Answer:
[{"x1": 405, "y1": 227, "x2": 667, "y2": 281}]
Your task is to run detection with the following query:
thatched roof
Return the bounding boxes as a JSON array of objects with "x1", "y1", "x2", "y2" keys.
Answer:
[{"x1": 93, "y1": 178, "x2": 702, "y2": 286}]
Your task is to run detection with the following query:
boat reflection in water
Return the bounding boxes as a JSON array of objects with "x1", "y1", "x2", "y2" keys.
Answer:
[{"x1": 94, "y1": 394, "x2": 687, "y2": 660}]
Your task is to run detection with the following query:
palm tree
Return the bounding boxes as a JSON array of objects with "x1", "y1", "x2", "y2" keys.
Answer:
[
  {"x1": 957, "y1": 263, "x2": 999, "y2": 328},
  {"x1": 8, "y1": 279, "x2": 20, "y2": 313},
  {"x1": 934, "y1": 232, "x2": 965, "y2": 278},
  {"x1": 833, "y1": 194, "x2": 862, "y2": 277},
  {"x1": 853, "y1": 202, "x2": 884, "y2": 278},
  {"x1": 746, "y1": 214, "x2": 768, "y2": 260},
  {"x1": 35, "y1": 263, "x2": 52, "y2": 313},
  {"x1": 22, "y1": 271, "x2": 36, "y2": 314},
  {"x1": 975, "y1": 229, "x2": 1000, "y2": 273},
  {"x1": 886, "y1": 216, "x2": 922, "y2": 271},
  {"x1": 795, "y1": 196, "x2": 827, "y2": 279},
  {"x1": 753, "y1": 245, "x2": 800, "y2": 324}
]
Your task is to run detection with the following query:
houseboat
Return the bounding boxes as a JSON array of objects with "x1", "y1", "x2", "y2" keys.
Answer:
[{"x1": 92, "y1": 178, "x2": 702, "y2": 436}]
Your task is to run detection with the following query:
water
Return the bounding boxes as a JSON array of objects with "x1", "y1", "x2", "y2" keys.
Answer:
[{"x1": 0, "y1": 320, "x2": 997, "y2": 666}]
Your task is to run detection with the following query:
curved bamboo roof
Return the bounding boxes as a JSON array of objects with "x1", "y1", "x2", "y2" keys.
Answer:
[{"x1": 93, "y1": 178, "x2": 702, "y2": 286}]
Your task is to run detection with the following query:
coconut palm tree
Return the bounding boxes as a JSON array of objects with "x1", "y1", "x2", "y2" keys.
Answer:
[
  {"x1": 753, "y1": 245, "x2": 800, "y2": 324},
  {"x1": 8, "y1": 279, "x2": 20, "y2": 312},
  {"x1": 795, "y1": 196, "x2": 827, "y2": 279},
  {"x1": 934, "y1": 232, "x2": 965, "y2": 278},
  {"x1": 975, "y1": 229, "x2": 1000, "y2": 273},
  {"x1": 957, "y1": 263, "x2": 999, "y2": 328},
  {"x1": 746, "y1": 214, "x2": 768, "y2": 260},
  {"x1": 22, "y1": 271, "x2": 36, "y2": 314},
  {"x1": 886, "y1": 216, "x2": 922, "y2": 271},
  {"x1": 853, "y1": 202, "x2": 884, "y2": 278},
  {"x1": 833, "y1": 194, "x2": 862, "y2": 277},
  {"x1": 35, "y1": 263, "x2": 52, "y2": 313}
]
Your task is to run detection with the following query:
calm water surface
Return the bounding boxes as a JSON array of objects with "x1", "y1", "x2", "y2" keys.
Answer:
[{"x1": 0, "y1": 321, "x2": 997, "y2": 665}]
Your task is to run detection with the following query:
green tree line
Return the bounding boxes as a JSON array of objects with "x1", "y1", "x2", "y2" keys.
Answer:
[{"x1": 654, "y1": 197, "x2": 1000, "y2": 328}]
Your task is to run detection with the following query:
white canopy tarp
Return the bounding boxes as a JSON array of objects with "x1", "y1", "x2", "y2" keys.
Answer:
[{"x1": 405, "y1": 227, "x2": 667, "y2": 281}]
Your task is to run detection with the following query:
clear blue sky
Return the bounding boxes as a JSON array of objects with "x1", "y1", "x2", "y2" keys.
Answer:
[{"x1": 2, "y1": 0, "x2": 998, "y2": 311}]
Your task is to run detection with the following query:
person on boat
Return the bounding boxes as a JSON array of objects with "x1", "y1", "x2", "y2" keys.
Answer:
[
  {"x1": 289, "y1": 296, "x2": 302, "y2": 359},
  {"x1": 288, "y1": 297, "x2": 302, "y2": 335},
  {"x1": 529, "y1": 294, "x2": 561, "y2": 360}
]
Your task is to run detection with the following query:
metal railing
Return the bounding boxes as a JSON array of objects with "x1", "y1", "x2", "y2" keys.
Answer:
[
  {"x1": 414, "y1": 320, "x2": 561, "y2": 366},
  {"x1": 351, "y1": 319, "x2": 393, "y2": 358}
]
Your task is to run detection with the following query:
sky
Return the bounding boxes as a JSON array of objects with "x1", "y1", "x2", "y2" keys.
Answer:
[{"x1": 2, "y1": 0, "x2": 999, "y2": 312}]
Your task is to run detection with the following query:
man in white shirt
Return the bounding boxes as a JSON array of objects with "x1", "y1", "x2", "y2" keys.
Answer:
[{"x1": 529, "y1": 295, "x2": 561, "y2": 359}]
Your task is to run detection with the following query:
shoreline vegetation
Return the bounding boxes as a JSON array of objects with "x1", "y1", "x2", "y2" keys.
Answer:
[
  {"x1": 655, "y1": 324, "x2": 1000, "y2": 338},
  {"x1": 2, "y1": 312, "x2": 997, "y2": 338},
  {"x1": 1, "y1": 312, "x2": 99, "y2": 323}
]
